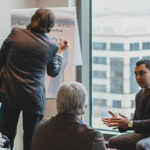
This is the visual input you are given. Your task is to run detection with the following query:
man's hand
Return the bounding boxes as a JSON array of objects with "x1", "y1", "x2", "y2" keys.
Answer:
[
  {"x1": 102, "y1": 111, "x2": 118, "y2": 127},
  {"x1": 109, "y1": 111, "x2": 117, "y2": 118},
  {"x1": 111, "y1": 113, "x2": 130, "y2": 129},
  {"x1": 58, "y1": 40, "x2": 69, "y2": 54},
  {"x1": 102, "y1": 111, "x2": 130, "y2": 129}
]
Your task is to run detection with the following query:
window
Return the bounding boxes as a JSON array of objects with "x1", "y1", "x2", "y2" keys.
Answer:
[
  {"x1": 112, "y1": 100, "x2": 122, "y2": 108},
  {"x1": 130, "y1": 43, "x2": 139, "y2": 51},
  {"x1": 92, "y1": 70, "x2": 106, "y2": 78},
  {"x1": 92, "y1": 99, "x2": 108, "y2": 118},
  {"x1": 93, "y1": 42, "x2": 106, "y2": 50},
  {"x1": 110, "y1": 58, "x2": 124, "y2": 94},
  {"x1": 93, "y1": 56, "x2": 106, "y2": 64},
  {"x1": 131, "y1": 113, "x2": 134, "y2": 119},
  {"x1": 93, "y1": 98, "x2": 107, "y2": 107},
  {"x1": 92, "y1": 84, "x2": 106, "y2": 92},
  {"x1": 142, "y1": 42, "x2": 150, "y2": 50},
  {"x1": 130, "y1": 57, "x2": 139, "y2": 93},
  {"x1": 131, "y1": 100, "x2": 135, "y2": 108},
  {"x1": 143, "y1": 56, "x2": 150, "y2": 59},
  {"x1": 110, "y1": 43, "x2": 124, "y2": 51},
  {"x1": 90, "y1": 0, "x2": 150, "y2": 130}
]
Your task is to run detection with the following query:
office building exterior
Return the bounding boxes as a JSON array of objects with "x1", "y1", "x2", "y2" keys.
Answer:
[{"x1": 92, "y1": 10, "x2": 150, "y2": 129}]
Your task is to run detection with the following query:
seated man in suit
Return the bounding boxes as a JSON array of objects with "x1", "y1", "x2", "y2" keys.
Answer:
[
  {"x1": 32, "y1": 81, "x2": 106, "y2": 150},
  {"x1": 102, "y1": 59, "x2": 150, "y2": 150}
]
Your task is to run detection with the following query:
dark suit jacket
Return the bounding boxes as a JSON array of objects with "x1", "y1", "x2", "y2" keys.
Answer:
[
  {"x1": 132, "y1": 89, "x2": 150, "y2": 134},
  {"x1": 32, "y1": 113, "x2": 107, "y2": 150},
  {"x1": 0, "y1": 27, "x2": 63, "y2": 115}
]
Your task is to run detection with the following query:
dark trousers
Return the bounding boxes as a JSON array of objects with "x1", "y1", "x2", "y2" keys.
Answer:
[
  {"x1": 0, "y1": 103, "x2": 43, "y2": 150},
  {"x1": 109, "y1": 132, "x2": 150, "y2": 150}
]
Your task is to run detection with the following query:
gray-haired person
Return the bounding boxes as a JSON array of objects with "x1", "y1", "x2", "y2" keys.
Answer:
[
  {"x1": 32, "y1": 81, "x2": 106, "y2": 150},
  {"x1": 0, "y1": 8, "x2": 68, "y2": 150}
]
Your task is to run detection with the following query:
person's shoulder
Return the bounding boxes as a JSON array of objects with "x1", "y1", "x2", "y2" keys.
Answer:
[
  {"x1": 135, "y1": 89, "x2": 143, "y2": 102},
  {"x1": 11, "y1": 27, "x2": 22, "y2": 32},
  {"x1": 80, "y1": 123, "x2": 103, "y2": 137},
  {"x1": 49, "y1": 39, "x2": 59, "y2": 48},
  {"x1": 47, "y1": 40, "x2": 59, "y2": 52},
  {"x1": 79, "y1": 123, "x2": 105, "y2": 144},
  {"x1": 38, "y1": 34, "x2": 59, "y2": 51},
  {"x1": 11, "y1": 27, "x2": 26, "y2": 35},
  {"x1": 37, "y1": 118, "x2": 52, "y2": 127},
  {"x1": 33, "y1": 118, "x2": 53, "y2": 136},
  {"x1": 136, "y1": 89, "x2": 143, "y2": 97}
]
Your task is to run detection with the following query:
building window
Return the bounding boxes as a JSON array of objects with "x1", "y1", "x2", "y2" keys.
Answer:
[
  {"x1": 93, "y1": 42, "x2": 106, "y2": 50},
  {"x1": 93, "y1": 56, "x2": 106, "y2": 64},
  {"x1": 130, "y1": 57, "x2": 139, "y2": 93},
  {"x1": 131, "y1": 113, "x2": 134, "y2": 119},
  {"x1": 142, "y1": 42, "x2": 150, "y2": 50},
  {"x1": 143, "y1": 56, "x2": 150, "y2": 60},
  {"x1": 92, "y1": 84, "x2": 106, "y2": 92},
  {"x1": 92, "y1": 70, "x2": 106, "y2": 78},
  {"x1": 130, "y1": 43, "x2": 139, "y2": 51},
  {"x1": 93, "y1": 98, "x2": 107, "y2": 107},
  {"x1": 110, "y1": 43, "x2": 124, "y2": 51},
  {"x1": 92, "y1": 99, "x2": 108, "y2": 118},
  {"x1": 110, "y1": 58, "x2": 124, "y2": 94},
  {"x1": 131, "y1": 100, "x2": 135, "y2": 108},
  {"x1": 112, "y1": 100, "x2": 122, "y2": 108}
]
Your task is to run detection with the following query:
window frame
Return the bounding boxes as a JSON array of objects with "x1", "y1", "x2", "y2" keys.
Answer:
[{"x1": 77, "y1": 0, "x2": 120, "y2": 134}]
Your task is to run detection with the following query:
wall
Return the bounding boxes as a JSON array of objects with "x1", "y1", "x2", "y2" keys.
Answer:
[
  {"x1": 37, "y1": 0, "x2": 68, "y2": 7},
  {"x1": 0, "y1": 0, "x2": 37, "y2": 45}
]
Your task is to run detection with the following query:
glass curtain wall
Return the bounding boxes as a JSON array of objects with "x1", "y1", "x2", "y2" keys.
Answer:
[{"x1": 91, "y1": 0, "x2": 150, "y2": 130}]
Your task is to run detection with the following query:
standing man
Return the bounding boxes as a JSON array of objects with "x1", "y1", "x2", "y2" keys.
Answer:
[
  {"x1": 32, "y1": 81, "x2": 107, "y2": 150},
  {"x1": 102, "y1": 59, "x2": 150, "y2": 150},
  {"x1": 0, "y1": 8, "x2": 68, "y2": 150}
]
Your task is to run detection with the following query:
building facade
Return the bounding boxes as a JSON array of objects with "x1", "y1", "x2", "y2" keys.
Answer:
[{"x1": 92, "y1": 10, "x2": 150, "y2": 129}]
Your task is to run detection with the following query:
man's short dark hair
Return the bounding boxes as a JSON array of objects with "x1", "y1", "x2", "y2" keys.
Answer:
[
  {"x1": 27, "y1": 8, "x2": 55, "y2": 34},
  {"x1": 136, "y1": 59, "x2": 150, "y2": 70}
]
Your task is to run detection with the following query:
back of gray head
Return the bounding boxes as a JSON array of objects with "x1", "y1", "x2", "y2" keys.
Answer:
[{"x1": 56, "y1": 81, "x2": 88, "y2": 115}]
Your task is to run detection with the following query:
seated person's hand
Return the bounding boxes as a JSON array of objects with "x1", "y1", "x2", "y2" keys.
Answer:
[
  {"x1": 102, "y1": 111, "x2": 118, "y2": 127},
  {"x1": 102, "y1": 111, "x2": 130, "y2": 129}
]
